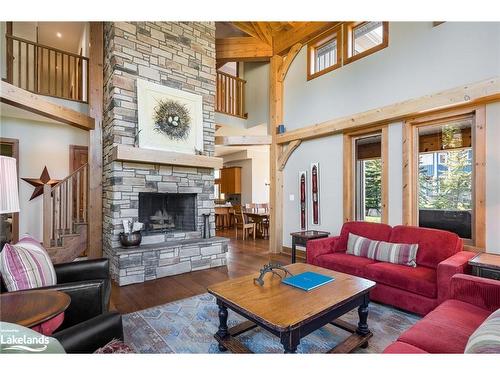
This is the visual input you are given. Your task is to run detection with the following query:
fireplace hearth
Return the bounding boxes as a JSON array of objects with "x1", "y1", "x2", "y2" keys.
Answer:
[{"x1": 139, "y1": 192, "x2": 197, "y2": 234}]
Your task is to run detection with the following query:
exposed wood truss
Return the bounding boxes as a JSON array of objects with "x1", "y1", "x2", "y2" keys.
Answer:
[
  {"x1": 278, "y1": 43, "x2": 302, "y2": 82},
  {"x1": 232, "y1": 22, "x2": 273, "y2": 45},
  {"x1": 273, "y1": 22, "x2": 339, "y2": 55},
  {"x1": 0, "y1": 81, "x2": 95, "y2": 131},
  {"x1": 276, "y1": 76, "x2": 500, "y2": 144},
  {"x1": 216, "y1": 37, "x2": 273, "y2": 63},
  {"x1": 278, "y1": 140, "x2": 301, "y2": 171},
  {"x1": 215, "y1": 135, "x2": 272, "y2": 146}
]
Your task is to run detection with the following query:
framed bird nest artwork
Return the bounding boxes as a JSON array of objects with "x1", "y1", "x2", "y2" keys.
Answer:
[{"x1": 137, "y1": 79, "x2": 203, "y2": 154}]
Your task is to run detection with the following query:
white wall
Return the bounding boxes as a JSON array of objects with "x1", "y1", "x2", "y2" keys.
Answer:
[
  {"x1": 0, "y1": 116, "x2": 88, "y2": 240},
  {"x1": 486, "y1": 103, "x2": 500, "y2": 254},
  {"x1": 244, "y1": 62, "x2": 269, "y2": 129},
  {"x1": 282, "y1": 22, "x2": 500, "y2": 250}
]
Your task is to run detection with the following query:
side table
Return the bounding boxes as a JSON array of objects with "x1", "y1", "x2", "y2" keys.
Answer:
[
  {"x1": 468, "y1": 253, "x2": 500, "y2": 281},
  {"x1": 290, "y1": 230, "x2": 330, "y2": 263}
]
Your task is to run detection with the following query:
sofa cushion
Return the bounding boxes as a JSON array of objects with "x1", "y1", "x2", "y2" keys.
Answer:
[
  {"x1": 364, "y1": 262, "x2": 437, "y2": 298},
  {"x1": 389, "y1": 226, "x2": 462, "y2": 269},
  {"x1": 347, "y1": 233, "x2": 418, "y2": 267},
  {"x1": 465, "y1": 308, "x2": 500, "y2": 353},
  {"x1": 334, "y1": 221, "x2": 392, "y2": 252},
  {"x1": 383, "y1": 341, "x2": 428, "y2": 354},
  {"x1": 398, "y1": 299, "x2": 491, "y2": 353},
  {"x1": 0, "y1": 235, "x2": 57, "y2": 291},
  {"x1": 314, "y1": 253, "x2": 377, "y2": 277}
]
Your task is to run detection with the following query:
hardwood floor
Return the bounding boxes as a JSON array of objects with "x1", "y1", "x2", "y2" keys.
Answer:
[{"x1": 110, "y1": 229, "x2": 294, "y2": 314}]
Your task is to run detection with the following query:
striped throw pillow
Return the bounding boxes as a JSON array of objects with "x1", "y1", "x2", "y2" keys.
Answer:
[
  {"x1": 346, "y1": 233, "x2": 418, "y2": 267},
  {"x1": 0, "y1": 235, "x2": 57, "y2": 291},
  {"x1": 465, "y1": 309, "x2": 500, "y2": 353}
]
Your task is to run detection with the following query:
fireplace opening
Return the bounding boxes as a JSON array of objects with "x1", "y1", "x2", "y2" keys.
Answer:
[{"x1": 138, "y1": 192, "x2": 197, "y2": 234}]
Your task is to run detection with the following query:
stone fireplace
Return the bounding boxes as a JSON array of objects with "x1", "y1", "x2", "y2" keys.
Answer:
[{"x1": 102, "y1": 22, "x2": 228, "y2": 286}]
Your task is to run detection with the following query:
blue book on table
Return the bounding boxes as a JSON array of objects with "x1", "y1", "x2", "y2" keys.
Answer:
[{"x1": 282, "y1": 271, "x2": 334, "y2": 291}]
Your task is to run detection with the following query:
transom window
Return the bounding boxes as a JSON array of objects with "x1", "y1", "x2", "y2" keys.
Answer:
[
  {"x1": 352, "y1": 21, "x2": 384, "y2": 55},
  {"x1": 307, "y1": 27, "x2": 341, "y2": 80},
  {"x1": 344, "y1": 21, "x2": 388, "y2": 64}
]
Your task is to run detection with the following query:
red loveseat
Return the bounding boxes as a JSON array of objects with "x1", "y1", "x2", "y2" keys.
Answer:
[
  {"x1": 306, "y1": 221, "x2": 475, "y2": 315},
  {"x1": 384, "y1": 274, "x2": 500, "y2": 353}
]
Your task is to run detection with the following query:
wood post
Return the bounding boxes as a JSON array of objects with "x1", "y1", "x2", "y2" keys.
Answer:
[
  {"x1": 43, "y1": 184, "x2": 52, "y2": 248},
  {"x1": 269, "y1": 55, "x2": 284, "y2": 253},
  {"x1": 87, "y1": 22, "x2": 104, "y2": 259}
]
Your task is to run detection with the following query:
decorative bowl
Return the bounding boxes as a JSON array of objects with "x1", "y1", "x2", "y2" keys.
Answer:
[{"x1": 119, "y1": 231, "x2": 142, "y2": 247}]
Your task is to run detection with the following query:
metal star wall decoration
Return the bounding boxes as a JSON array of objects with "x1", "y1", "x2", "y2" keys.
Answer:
[{"x1": 21, "y1": 166, "x2": 60, "y2": 201}]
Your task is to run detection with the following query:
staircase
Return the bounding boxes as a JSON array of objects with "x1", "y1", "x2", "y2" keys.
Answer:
[{"x1": 43, "y1": 163, "x2": 88, "y2": 264}]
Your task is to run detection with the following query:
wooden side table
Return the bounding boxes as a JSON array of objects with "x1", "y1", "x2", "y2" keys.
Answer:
[
  {"x1": 290, "y1": 230, "x2": 330, "y2": 263},
  {"x1": 468, "y1": 253, "x2": 500, "y2": 281},
  {"x1": 0, "y1": 289, "x2": 71, "y2": 328}
]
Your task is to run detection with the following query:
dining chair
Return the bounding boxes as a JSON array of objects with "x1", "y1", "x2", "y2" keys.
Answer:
[{"x1": 234, "y1": 207, "x2": 255, "y2": 240}]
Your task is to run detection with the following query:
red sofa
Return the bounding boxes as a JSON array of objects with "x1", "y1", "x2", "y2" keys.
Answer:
[
  {"x1": 384, "y1": 274, "x2": 500, "y2": 353},
  {"x1": 307, "y1": 221, "x2": 475, "y2": 315}
]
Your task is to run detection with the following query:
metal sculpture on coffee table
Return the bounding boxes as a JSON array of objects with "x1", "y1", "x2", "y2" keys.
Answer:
[{"x1": 253, "y1": 263, "x2": 294, "y2": 286}]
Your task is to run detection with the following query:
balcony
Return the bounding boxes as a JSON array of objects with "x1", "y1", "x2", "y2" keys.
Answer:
[
  {"x1": 5, "y1": 34, "x2": 89, "y2": 103},
  {"x1": 216, "y1": 70, "x2": 247, "y2": 119}
]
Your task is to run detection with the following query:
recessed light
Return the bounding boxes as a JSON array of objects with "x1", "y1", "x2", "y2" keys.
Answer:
[{"x1": 56, "y1": 32, "x2": 62, "y2": 38}]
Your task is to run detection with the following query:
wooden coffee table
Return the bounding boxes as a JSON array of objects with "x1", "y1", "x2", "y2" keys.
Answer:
[
  {"x1": 207, "y1": 263, "x2": 376, "y2": 353},
  {"x1": 0, "y1": 289, "x2": 71, "y2": 328}
]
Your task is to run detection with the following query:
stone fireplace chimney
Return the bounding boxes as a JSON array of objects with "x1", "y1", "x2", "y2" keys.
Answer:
[{"x1": 102, "y1": 22, "x2": 227, "y2": 285}]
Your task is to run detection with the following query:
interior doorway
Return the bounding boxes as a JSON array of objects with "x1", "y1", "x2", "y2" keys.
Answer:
[
  {"x1": 70, "y1": 145, "x2": 88, "y2": 172},
  {"x1": 0, "y1": 137, "x2": 20, "y2": 244}
]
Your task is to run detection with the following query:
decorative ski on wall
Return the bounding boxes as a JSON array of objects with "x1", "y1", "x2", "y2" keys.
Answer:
[
  {"x1": 299, "y1": 170, "x2": 307, "y2": 230},
  {"x1": 311, "y1": 162, "x2": 320, "y2": 225}
]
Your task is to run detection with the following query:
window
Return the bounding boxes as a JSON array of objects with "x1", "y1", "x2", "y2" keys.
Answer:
[
  {"x1": 306, "y1": 22, "x2": 389, "y2": 80},
  {"x1": 355, "y1": 135, "x2": 383, "y2": 222},
  {"x1": 344, "y1": 21, "x2": 388, "y2": 64},
  {"x1": 404, "y1": 107, "x2": 486, "y2": 248},
  {"x1": 307, "y1": 26, "x2": 341, "y2": 80},
  {"x1": 344, "y1": 127, "x2": 388, "y2": 223}
]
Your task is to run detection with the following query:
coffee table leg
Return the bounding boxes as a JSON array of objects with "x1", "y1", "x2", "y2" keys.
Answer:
[
  {"x1": 216, "y1": 301, "x2": 229, "y2": 352},
  {"x1": 281, "y1": 330, "x2": 299, "y2": 354},
  {"x1": 356, "y1": 295, "x2": 370, "y2": 348}
]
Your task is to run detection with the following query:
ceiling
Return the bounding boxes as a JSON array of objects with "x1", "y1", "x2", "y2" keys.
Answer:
[
  {"x1": 215, "y1": 22, "x2": 249, "y2": 39},
  {"x1": 38, "y1": 22, "x2": 87, "y2": 54},
  {"x1": 13, "y1": 22, "x2": 87, "y2": 54}
]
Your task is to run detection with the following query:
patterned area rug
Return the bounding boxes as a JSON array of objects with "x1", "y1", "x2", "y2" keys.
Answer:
[{"x1": 123, "y1": 293, "x2": 419, "y2": 353}]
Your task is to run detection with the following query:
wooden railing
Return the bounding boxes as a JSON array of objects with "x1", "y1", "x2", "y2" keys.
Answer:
[
  {"x1": 43, "y1": 164, "x2": 88, "y2": 248},
  {"x1": 216, "y1": 71, "x2": 247, "y2": 119},
  {"x1": 6, "y1": 34, "x2": 89, "y2": 103}
]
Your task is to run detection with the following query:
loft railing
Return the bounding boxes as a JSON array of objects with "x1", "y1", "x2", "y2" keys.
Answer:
[
  {"x1": 5, "y1": 34, "x2": 89, "y2": 103},
  {"x1": 43, "y1": 163, "x2": 88, "y2": 248},
  {"x1": 216, "y1": 71, "x2": 247, "y2": 119}
]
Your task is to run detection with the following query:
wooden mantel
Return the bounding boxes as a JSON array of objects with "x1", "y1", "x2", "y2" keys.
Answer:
[{"x1": 111, "y1": 145, "x2": 223, "y2": 169}]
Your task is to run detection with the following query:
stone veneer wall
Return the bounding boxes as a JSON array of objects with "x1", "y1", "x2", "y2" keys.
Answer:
[{"x1": 102, "y1": 22, "x2": 218, "y2": 271}]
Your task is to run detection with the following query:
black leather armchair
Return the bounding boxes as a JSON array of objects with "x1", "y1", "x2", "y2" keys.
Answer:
[
  {"x1": 53, "y1": 311, "x2": 124, "y2": 353},
  {"x1": 1, "y1": 258, "x2": 112, "y2": 330}
]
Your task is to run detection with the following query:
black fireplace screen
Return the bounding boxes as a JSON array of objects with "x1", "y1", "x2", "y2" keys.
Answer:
[{"x1": 138, "y1": 192, "x2": 197, "y2": 233}]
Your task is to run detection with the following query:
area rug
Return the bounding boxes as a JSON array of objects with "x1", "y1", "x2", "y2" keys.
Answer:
[{"x1": 123, "y1": 293, "x2": 419, "y2": 354}]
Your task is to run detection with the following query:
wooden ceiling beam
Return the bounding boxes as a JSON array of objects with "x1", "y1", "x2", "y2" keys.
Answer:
[
  {"x1": 216, "y1": 37, "x2": 273, "y2": 62},
  {"x1": 273, "y1": 22, "x2": 339, "y2": 55},
  {"x1": 215, "y1": 135, "x2": 272, "y2": 146},
  {"x1": 0, "y1": 81, "x2": 95, "y2": 131},
  {"x1": 252, "y1": 22, "x2": 273, "y2": 45},
  {"x1": 276, "y1": 77, "x2": 500, "y2": 144}
]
